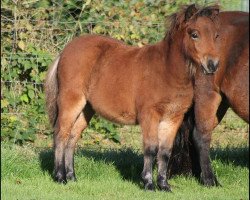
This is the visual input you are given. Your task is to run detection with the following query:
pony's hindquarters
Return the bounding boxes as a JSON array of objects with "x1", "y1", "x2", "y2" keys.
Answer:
[{"x1": 45, "y1": 48, "x2": 95, "y2": 182}]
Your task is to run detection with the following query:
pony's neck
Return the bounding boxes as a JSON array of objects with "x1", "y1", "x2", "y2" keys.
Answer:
[{"x1": 162, "y1": 35, "x2": 192, "y2": 85}]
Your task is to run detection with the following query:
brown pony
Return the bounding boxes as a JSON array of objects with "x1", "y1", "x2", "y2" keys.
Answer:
[
  {"x1": 45, "y1": 4, "x2": 220, "y2": 191},
  {"x1": 191, "y1": 11, "x2": 249, "y2": 186}
]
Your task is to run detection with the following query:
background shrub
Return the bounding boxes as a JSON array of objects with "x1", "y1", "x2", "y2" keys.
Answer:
[{"x1": 1, "y1": 0, "x2": 247, "y2": 144}]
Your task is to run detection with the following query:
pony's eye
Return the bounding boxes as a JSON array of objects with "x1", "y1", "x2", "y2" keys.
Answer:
[
  {"x1": 191, "y1": 33, "x2": 198, "y2": 40},
  {"x1": 215, "y1": 34, "x2": 219, "y2": 39}
]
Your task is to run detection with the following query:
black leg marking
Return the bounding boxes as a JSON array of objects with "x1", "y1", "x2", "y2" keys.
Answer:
[
  {"x1": 65, "y1": 147, "x2": 77, "y2": 182},
  {"x1": 54, "y1": 133, "x2": 67, "y2": 184},
  {"x1": 157, "y1": 148, "x2": 172, "y2": 192},
  {"x1": 193, "y1": 127, "x2": 220, "y2": 187},
  {"x1": 141, "y1": 146, "x2": 158, "y2": 191}
]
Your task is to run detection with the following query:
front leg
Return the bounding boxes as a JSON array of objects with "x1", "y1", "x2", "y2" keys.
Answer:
[
  {"x1": 194, "y1": 90, "x2": 224, "y2": 186},
  {"x1": 157, "y1": 116, "x2": 183, "y2": 191},
  {"x1": 140, "y1": 110, "x2": 160, "y2": 191}
]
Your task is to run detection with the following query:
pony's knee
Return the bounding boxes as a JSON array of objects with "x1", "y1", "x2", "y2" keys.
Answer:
[
  {"x1": 196, "y1": 120, "x2": 217, "y2": 133},
  {"x1": 195, "y1": 106, "x2": 219, "y2": 133},
  {"x1": 195, "y1": 91, "x2": 222, "y2": 132}
]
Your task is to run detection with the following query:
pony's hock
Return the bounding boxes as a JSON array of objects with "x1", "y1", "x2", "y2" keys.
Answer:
[{"x1": 45, "y1": 4, "x2": 221, "y2": 190}]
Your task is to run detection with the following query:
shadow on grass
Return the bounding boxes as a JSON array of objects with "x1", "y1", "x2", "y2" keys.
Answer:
[
  {"x1": 38, "y1": 147, "x2": 144, "y2": 187},
  {"x1": 38, "y1": 149, "x2": 54, "y2": 179},
  {"x1": 211, "y1": 147, "x2": 249, "y2": 168},
  {"x1": 38, "y1": 146, "x2": 248, "y2": 187},
  {"x1": 78, "y1": 148, "x2": 144, "y2": 187}
]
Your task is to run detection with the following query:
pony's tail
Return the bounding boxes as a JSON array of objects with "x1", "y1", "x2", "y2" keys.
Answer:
[{"x1": 44, "y1": 56, "x2": 60, "y2": 127}]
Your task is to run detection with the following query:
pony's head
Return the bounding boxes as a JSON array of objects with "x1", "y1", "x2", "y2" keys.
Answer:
[{"x1": 167, "y1": 4, "x2": 220, "y2": 75}]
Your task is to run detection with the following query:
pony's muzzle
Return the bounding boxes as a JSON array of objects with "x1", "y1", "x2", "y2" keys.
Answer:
[
  {"x1": 201, "y1": 58, "x2": 219, "y2": 74},
  {"x1": 207, "y1": 59, "x2": 219, "y2": 73}
]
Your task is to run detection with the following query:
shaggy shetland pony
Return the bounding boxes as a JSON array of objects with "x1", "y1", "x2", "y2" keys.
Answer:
[{"x1": 45, "y1": 4, "x2": 220, "y2": 191}]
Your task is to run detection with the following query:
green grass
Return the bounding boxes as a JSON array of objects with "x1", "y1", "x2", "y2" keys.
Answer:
[
  {"x1": 1, "y1": 143, "x2": 249, "y2": 200},
  {"x1": 1, "y1": 109, "x2": 249, "y2": 200}
]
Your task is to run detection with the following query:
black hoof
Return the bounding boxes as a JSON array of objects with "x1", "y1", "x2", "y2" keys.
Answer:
[
  {"x1": 158, "y1": 184, "x2": 172, "y2": 192},
  {"x1": 202, "y1": 179, "x2": 216, "y2": 187},
  {"x1": 144, "y1": 182, "x2": 155, "y2": 191},
  {"x1": 55, "y1": 173, "x2": 67, "y2": 184},
  {"x1": 215, "y1": 180, "x2": 222, "y2": 187},
  {"x1": 201, "y1": 174, "x2": 221, "y2": 187},
  {"x1": 157, "y1": 175, "x2": 171, "y2": 192},
  {"x1": 66, "y1": 172, "x2": 77, "y2": 182},
  {"x1": 157, "y1": 180, "x2": 171, "y2": 192}
]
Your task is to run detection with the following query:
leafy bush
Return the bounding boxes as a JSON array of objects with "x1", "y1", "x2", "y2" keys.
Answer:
[{"x1": 1, "y1": 0, "x2": 244, "y2": 144}]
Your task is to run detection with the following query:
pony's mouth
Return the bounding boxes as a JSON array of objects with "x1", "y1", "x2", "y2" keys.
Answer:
[
  {"x1": 201, "y1": 63, "x2": 218, "y2": 75},
  {"x1": 201, "y1": 66, "x2": 211, "y2": 75}
]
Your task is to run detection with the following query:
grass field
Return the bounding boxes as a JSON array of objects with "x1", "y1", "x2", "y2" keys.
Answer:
[{"x1": 1, "y1": 110, "x2": 249, "y2": 200}]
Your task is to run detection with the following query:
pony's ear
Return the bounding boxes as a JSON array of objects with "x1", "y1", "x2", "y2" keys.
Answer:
[
  {"x1": 212, "y1": 7, "x2": 220, "y2": 16},
  {"x1": 184, "y1": 4, "x2": 198, "y2": 22},
  {"x1": 199, "y1": 5, "x2": 220, "y2": 18},
  {"x1": 210, "y1": 6, "x2": 220, "y2": 19}
]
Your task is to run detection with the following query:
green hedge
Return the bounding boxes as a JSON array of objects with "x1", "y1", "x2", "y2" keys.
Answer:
[{"x1": 1, "y1": 0, "x2": 242, "y2": 144}]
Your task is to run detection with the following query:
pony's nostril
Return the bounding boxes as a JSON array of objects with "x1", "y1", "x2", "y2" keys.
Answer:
[{"x1": 207, "y1": 59, "x2": 218, "y2": 72}]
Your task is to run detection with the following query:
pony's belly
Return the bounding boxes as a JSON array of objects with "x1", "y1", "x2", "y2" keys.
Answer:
[
  {"x1": 93, "y1": 104, "x2": 137, "y2": 125},
  {"x1": 87, "y1": 67, "x2": 137, "y2": 125},
  {"x1": 99, "y1": 109, "x2": 137, "y2": 125},
  {"x1": 88, "y1": 92, "x2": 137, "y2": 125}
]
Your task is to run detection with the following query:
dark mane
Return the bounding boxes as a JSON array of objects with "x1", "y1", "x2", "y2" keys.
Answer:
[{"x1": 164, "y1": 4, "x2": 220, "y2": 41}]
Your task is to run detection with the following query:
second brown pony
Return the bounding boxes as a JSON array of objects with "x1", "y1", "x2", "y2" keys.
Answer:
[
  {"x1": 45, "y1": 4, "x2": 220, "y2": 191},
  {"x1": 192, "y1": 11, "x2": 249, "y2": 186}
]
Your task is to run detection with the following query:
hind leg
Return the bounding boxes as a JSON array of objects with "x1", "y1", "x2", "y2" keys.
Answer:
[
  {"x1": 140, "y1": 110, "x2": 160, "y2": 191},
  {"x1": 65, "y1": 103, "x2": 95, "y2": 181},
  {"x1": 157, "y1": 116, "x2": 183, "y2": 191},
  {"x1": 54, "y1": 92, "x2": 86, "y2": 183}
]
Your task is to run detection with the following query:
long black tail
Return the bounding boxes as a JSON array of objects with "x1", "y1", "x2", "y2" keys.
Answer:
[{"x1": 167, "y1": 106, "x2": 201, "y2": 178}]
